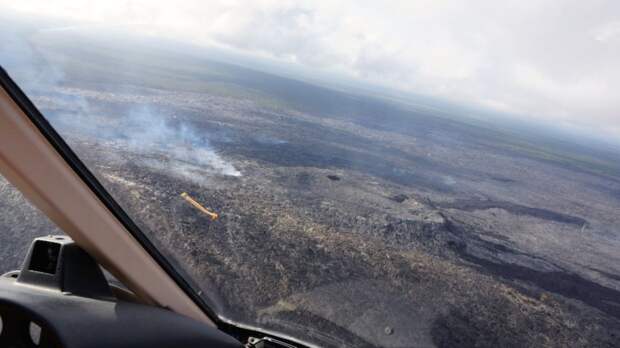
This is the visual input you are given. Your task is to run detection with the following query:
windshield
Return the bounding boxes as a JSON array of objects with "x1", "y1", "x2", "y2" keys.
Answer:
[{"x1": 2, "y1": 3, "x2": 620, "y2": 347}]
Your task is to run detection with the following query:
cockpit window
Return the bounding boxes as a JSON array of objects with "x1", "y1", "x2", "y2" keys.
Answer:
[{"x1": 2, "y1": 3, "x2": 620, "y2": 347}]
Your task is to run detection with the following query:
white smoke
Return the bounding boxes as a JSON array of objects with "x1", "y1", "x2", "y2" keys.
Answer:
[
  {"x1": 122, "y1": 105, "x2": 242, "y2": 178},
  {"x1": 50, "y1": 101, "x2": 242, "y2": 181},
  {"x1": 0, "y1": 23, "x2": 241, "y2": 183}
]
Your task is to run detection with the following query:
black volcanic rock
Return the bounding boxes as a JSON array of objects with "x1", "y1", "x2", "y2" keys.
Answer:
[{"x1": 389, "y1": 194, "x2": 408, "y2": 203}]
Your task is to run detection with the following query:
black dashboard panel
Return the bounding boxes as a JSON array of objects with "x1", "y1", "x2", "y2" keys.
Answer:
[
  {"x1": 0, "y1": 236, "x2": 242, "y2": 348},
  {"x1": 0, "y1": 276, "x2": 242, "y2": 348}
]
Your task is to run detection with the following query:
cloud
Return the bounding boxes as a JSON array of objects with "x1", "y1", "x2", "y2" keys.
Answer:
[
  {"x1": 1, "y1": 0, "x2": 619, "y2": 140},
  {"x1": 593, "y1": 21, "x2": 620, "y2": 43}
]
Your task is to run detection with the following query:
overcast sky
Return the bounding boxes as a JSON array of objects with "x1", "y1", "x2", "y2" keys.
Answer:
[{"x1": 1, "y1": 0, "x2": 619, "y2": 141}]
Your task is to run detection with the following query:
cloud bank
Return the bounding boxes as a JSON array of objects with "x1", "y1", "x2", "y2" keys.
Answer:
[{"x1": 1, "y1": 0, "x2": 619, "y2": 140}]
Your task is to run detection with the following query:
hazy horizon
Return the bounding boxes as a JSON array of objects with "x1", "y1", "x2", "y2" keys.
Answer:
[{"x1": 0, "y1": 3, "x2": 619, "y2": 149}]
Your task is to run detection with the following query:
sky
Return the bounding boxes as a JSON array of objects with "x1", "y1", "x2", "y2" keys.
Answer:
[{"x1": 1, "y1": 0, "x2": 619, "y2": 141}]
